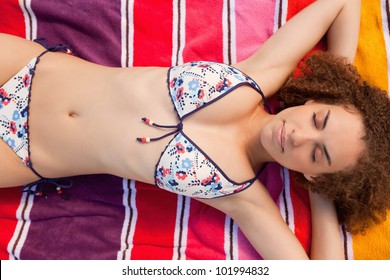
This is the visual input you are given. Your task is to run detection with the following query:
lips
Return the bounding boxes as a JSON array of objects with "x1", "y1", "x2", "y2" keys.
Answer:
[{"x1": 277, "y1": 121, "x2": 285, "y2": 152}]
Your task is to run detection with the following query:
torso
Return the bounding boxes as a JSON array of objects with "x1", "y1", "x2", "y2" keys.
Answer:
[{"x1": 0, "y1": 34, "x2": 268, "y2": 190}]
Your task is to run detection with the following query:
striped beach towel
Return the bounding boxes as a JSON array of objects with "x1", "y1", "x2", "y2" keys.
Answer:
[{"x1": 0, "y1": 0, "x2": 388, "y2": 260}]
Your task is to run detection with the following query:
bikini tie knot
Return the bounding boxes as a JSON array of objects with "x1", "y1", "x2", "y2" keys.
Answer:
[{"x1": 22, "y1": 178, "x2": 73, "y2": 200}]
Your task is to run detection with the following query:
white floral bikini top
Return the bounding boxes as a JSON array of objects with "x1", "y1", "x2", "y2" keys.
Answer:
[{"x1": 137, "y1": 61, "x2": 271, "y2": 199}]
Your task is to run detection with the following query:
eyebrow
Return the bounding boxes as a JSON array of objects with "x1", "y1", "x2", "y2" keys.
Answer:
[
  {"x1": 323, "y1": 145, "x2": 332, "y2": 166},
  {"x1": 322, "y1": 110, "x2": 331, "y2": 166},
  {"x1": 323, "y1": 110, "x2": 331, "y2": 129}
]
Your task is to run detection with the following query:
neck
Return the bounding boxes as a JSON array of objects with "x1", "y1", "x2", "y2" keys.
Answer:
[{"x1": 245, "y1": 107, "x2": 275, "y2": 171}]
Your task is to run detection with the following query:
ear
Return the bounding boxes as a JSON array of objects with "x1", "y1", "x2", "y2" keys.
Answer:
[{"x1": 303, "y1": 174, "x2": 317, "y2": 182}]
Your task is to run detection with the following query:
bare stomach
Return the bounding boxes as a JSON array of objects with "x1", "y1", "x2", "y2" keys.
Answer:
[
  {"x1": 17, "y1": 53, "x2": 172, "y2": 184},
  {"x1": 0, "y1": 34, "x2": 173, "y2": 188}
]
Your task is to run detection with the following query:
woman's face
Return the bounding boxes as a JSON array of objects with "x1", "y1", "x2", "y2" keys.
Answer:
[{"x1": 261, "y1": 102, "x2": 365, "y2": 177}]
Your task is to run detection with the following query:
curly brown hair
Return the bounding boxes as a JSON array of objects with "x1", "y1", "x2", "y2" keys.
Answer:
[{"x1": 279, "y1": 51, "x2": 390, "y2": 234}]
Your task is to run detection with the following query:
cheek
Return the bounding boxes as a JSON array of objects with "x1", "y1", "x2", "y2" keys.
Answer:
[{"x1": 280, "y1": 150, "x2": 311, "y2": 173}]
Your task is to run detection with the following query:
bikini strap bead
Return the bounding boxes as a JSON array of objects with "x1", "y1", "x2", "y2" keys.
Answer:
[
  {"x1": 136, "y1": 117, "x2": 183, "y2": 144},
  {"x1": 137, "y1": 137, "x2": 151, "y2": 143},
  {"x1": 142, "y1": 118, "x2": 154, "y2": 126}
]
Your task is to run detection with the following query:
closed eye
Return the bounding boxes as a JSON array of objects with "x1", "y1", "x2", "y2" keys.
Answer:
[
  {"x1": 311, "y1": 110, "x2": 332, "y2": 165},
  {"x1": 311, "y1": 147, "x2": 316, "y2": 163},
  {"x1": 311, "y1": 145, "x2": 320, "y2": 163},
  {"x1": 313, "y1": 110, "x2": 331, "y2": 130}
]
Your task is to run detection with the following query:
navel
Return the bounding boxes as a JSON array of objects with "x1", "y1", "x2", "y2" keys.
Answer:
[{"x1": 68, "y1": 111, "x2": 78, "y2": 118}]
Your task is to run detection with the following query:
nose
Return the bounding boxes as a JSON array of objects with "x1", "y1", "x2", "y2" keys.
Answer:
[{"x1": 289, "y1": 129, "x2": 316, "y2": 147}]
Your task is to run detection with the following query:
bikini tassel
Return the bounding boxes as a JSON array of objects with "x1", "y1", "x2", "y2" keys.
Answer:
[
  {"x1": 56, "y1": 186, "x2": 63, "y2": 195},
  {"x1": 22, "y1": 178, "x2": 73, "y2": 200},
  {"x1": 136, "y1": 117, "x2": 183, "y2": 144},
  {"x1": 136, "y1": 137, "x2": 151, "y2": 143},
  {"x1": 35, "y1": 191, "x2": 46, "y2": 198},
  {"x1": 142, "y1": 118, "x2": 154, "y2": 125}
]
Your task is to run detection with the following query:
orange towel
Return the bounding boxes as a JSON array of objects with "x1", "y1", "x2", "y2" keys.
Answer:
[{"x1": 352, "y1": 0, "x2": 390, "y2": 260}]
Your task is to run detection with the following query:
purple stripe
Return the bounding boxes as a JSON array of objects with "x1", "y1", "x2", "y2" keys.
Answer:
[
  {"x1": 21, "y1": 175, "x2": 125, "y2": 260},
  {"x1": 32, "y1": 0, "x2": 123, "y2": 66},
  {"x1": 17, "y1": 0, "x2": 126, "y2": 259}
]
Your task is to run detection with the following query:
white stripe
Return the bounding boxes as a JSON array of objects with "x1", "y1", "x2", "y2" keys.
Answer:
[
  {"x1": 172, "y1": 0, "x2": 186, "y2": 66},
  {"x1": 381, "y1": 0, "x2": 390, "y2": 91},
  {"x1": 19, "y1": 0, "x2": 37, "y2": 40},
  {"x1": 121, "y1": 0, "x2": 134, "y2": 67},
  {"x1": 273, "y1": 0, "x2": 288, "y2": 33},
  {"x1": 223, "y1": 0, "x2": 237, "y2": 64},
  {"x1": 224, "y1": 216, "x2": 238, "y2": 260},
  {"x1": 181, "y1": 196, "x2": 191, "y2": 259},
  {"x1": 278, "y1": 190, "x2": 287, "y2": 220},
  {"x1": 222, "y1": 0, "x2": 228, "y2": 63},
  {"x1": 230, "y1": 0, "x2": 237, "y2": 64},
  {"x1": 117, "y1": 179, "x2": 138, "y2": 260},
  {"x1": 7, "y1": 191, "x2": 35, "y2": 260},
  {"x1": 280, "y1": 167, "x2": 295, "y2": 233},
  {"x1": 341, "y1": 227, "x2": 354, "y2": 260},
  {"x1": 224, "y1": 216, "x2": 231, "y2": 259},
  {"x1": 231, "y1": 221, "x2": 238, "y2": 259},
  {"x1": 172, "y1": 195, "x2": 190, "y2": 260},
  {"x1": 278, "y1": 167, "x2": 286, "y2": 217}
]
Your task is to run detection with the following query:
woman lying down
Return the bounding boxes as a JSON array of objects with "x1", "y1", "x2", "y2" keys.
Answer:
[{"x1": 0, "y1": 0, "x2": 389, "y2": 259}]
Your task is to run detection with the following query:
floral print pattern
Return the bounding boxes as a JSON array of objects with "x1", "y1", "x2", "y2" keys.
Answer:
[
  {"x1": 168, "y1": 61, "x2": 263, "y2": 119},
  {"x1": 154, "y1": 61, "x2": 268, "y2": 198},
  {"x1": 0, "y1": 57, "x2": 38, "y2": 165},
  {"x1": 155, "y1": 133, "x2": 254, "y2": 198}
]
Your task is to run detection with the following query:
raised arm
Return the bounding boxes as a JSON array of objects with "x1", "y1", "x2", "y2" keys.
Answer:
[
  {"x1": 198, "y1": 182, "x2": 310, "y2": 260},
  {"x1": 309, "y1": 191, "x2": 344, "y2": 259},
  {"x1": 235, "y1": 0, "x2": 361, "y2": 97},
  {"x1": 200, "y1": 181, "x2": 345, "y2": 259}
]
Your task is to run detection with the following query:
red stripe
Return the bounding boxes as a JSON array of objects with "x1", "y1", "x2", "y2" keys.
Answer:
[
  {"x1": 185, "y1": 200, "x2": 227, "y2": 260},
  {"x1": 0, "y1": 1, "x2": 26, "y2": 259},
  {"x1": 130, "y1": 181, "x2": 178, "y2": 260},
  {"x1": 183, "y1": 0, "x2": 226, "y2": 259},
  {"x1": 132, "y1": 0, "x2": 173, "y2": 66},
  {"x1": 0, "y1": 0, "x2": 28, "y2": 260},
  {"x1": 131, "y1": 0, "x2": 176, "y2": 259},
  {"x1": 0, "y1": 188, "x2": 23, "y2": 260},
  {"x1": 0, "y1": 0, "x2": 25, "y2": 37},
  {"x1": 289, "y1": 172, "x2": 311, "y2": 254},
  {"x1": 286, "y1": 0, "x2": 315, "y2": 20},
  {"x1": 183, "y1": 0, "x2": 224, "y2": 62}
]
